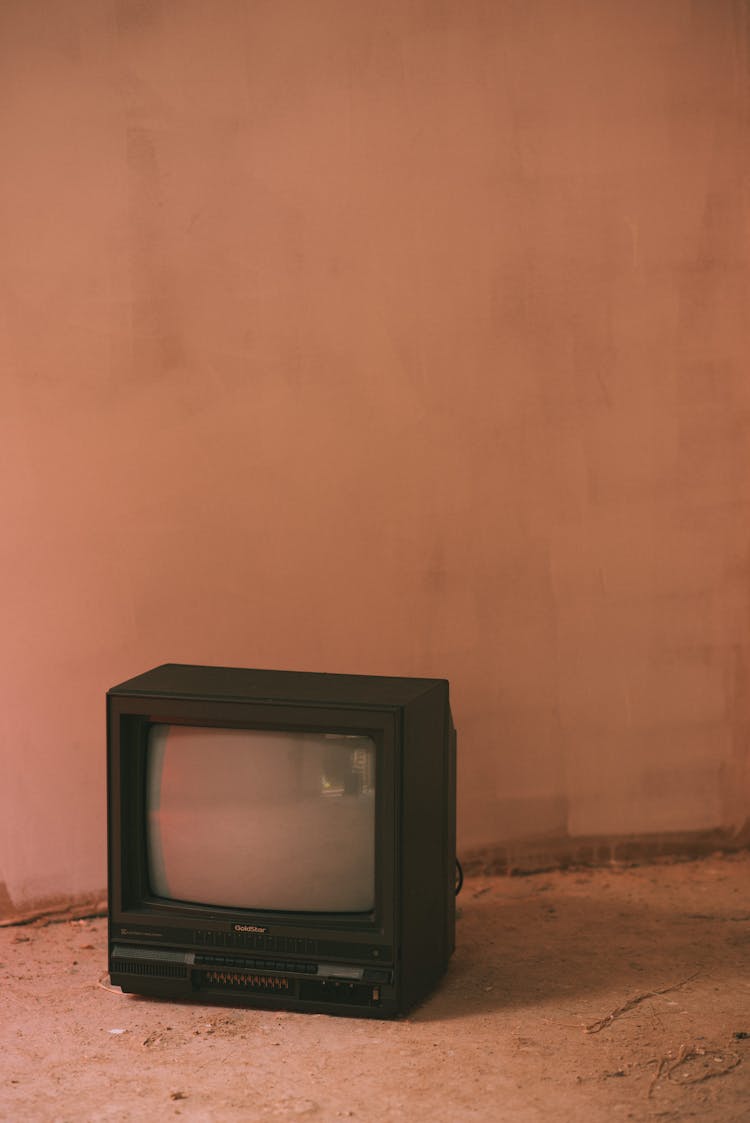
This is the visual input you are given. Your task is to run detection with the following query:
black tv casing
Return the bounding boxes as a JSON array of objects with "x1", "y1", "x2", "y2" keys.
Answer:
[{"x1": 107, "y1": 663, "x2": 456, "y2": 1018}]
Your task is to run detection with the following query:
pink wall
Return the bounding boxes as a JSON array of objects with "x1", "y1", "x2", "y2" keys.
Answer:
[{"x1": 2, "y1": 0, "x2": 749, "y2": 916}]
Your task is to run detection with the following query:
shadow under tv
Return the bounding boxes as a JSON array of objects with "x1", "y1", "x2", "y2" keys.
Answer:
[{"x1": 107, "y1": 663, "x2": 457, "y2": 1017}]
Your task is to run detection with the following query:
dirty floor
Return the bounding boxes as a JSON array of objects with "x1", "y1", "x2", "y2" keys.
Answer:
[{"x1": 1, "y1": 853, "x2": 749, "y2": 1122}]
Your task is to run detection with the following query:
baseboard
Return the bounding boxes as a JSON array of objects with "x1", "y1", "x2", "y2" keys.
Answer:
[
  {"x1": 0, "y1": 890, "x2": 107, "y2": 928},
  {"x1": 461, "y1": 821, "x2": 750, "y2": 876}
]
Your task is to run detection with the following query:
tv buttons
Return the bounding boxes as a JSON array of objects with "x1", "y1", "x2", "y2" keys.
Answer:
[{"x1": 364, "y1": 968, "x2": 388, "y2": 982}]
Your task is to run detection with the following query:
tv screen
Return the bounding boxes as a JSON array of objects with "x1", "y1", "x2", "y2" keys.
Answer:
[{"x1": 147, "y1": 725, "x2": 376, "y2": 913}]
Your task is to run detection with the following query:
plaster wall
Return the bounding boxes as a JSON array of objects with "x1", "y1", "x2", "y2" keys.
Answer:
[{"x1": 1, "y1": 0, "x2": 749, "y2": 916}]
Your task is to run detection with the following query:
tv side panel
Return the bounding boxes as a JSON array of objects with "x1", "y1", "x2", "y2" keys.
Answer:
[
  {"x1": 397, "y1": 682, "x2": 455, "y2": 1013},
  {"x1": 446, "y1": 708, "x2": 457, "y2": 958}
]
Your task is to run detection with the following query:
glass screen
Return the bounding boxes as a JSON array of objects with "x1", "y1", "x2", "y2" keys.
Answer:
[{"x1": 146, "y1": 725, "x2": 376, "y2": 912}]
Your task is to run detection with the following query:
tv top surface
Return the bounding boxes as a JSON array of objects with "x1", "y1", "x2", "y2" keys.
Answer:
[{"x1": 108, "y1": 663, "x2": 449, "y2": 708}]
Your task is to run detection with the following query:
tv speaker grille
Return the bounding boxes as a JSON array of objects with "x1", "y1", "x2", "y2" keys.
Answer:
[{"x1": 111, "y1": 959, "x2": 188, "y2": 979}]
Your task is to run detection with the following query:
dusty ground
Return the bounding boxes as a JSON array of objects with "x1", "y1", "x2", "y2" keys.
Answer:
[{"x1": 1, "y1": 854, "x2": 749, "y2": 1122}]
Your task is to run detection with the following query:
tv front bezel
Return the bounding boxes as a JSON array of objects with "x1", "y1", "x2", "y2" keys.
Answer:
[{"x1": 108, "y1": 695, "x2": 399, "y2": 955}]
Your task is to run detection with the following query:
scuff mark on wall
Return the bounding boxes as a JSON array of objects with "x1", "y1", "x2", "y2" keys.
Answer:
[{"x1": 0, "y1": 880, "x2": 15, "y2": 923}]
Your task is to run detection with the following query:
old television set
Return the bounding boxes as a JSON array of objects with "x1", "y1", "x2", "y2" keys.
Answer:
[{"x1": 107, "y1": 663, "x2": 456, "y2": 1017}]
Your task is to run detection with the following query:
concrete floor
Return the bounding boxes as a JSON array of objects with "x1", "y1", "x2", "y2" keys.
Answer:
[{"x1": 1, "y1": 853, "x2": 749, "y2": 1122}]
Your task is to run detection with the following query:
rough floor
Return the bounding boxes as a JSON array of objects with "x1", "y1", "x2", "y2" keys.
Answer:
[{"x1": 2, "y1": 853, "x2": 749, "y2": 1122}]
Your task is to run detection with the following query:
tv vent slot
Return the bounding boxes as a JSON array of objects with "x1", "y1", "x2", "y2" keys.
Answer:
[{"x1": 111, "y1": 959, "x2": 188, "y2": 979}]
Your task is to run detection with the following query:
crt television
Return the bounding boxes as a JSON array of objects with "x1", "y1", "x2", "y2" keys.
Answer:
[{"x1": 107, "y1": 663, "x2": 456, "y2": 1017}]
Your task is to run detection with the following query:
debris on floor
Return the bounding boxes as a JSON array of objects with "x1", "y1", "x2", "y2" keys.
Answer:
[{"x1": 1, "y1": 853, "x2": 749, "y2": 1121}]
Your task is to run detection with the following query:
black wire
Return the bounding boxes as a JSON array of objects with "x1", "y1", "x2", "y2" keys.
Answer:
[{"x1": 455, "y1": 857, "x2": 464, "y2": 897}]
